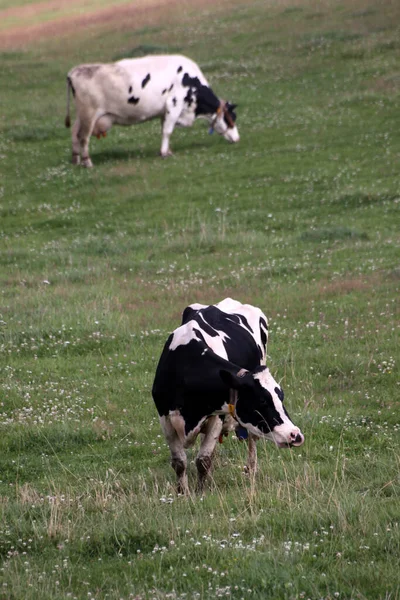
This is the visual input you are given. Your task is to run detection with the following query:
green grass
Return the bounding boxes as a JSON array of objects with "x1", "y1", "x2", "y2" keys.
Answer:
[{"x1": 1, "y1": 0, "x2": 400, "y2": 598}]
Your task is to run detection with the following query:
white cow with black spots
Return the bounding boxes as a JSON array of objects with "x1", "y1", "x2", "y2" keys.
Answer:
[{"x1": 65, "y1": 54, "x2": 239, "y2": 167}]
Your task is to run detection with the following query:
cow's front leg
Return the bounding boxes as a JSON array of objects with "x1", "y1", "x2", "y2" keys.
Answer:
[
  {"x1": 160, "y1": 112, "x2": 176, "y2": 157},
  {"x1": 160, "y1": 416, "x2": 188, "y2": 494},
  {"x1": 196, "y1": 416, "x2": 223, "y2": 493},
  {"x1": 160, "y1": 96, "x2": 186, "y2": 157},
  {"x1": 245, "y1": 433, "x2": 258, "y2": 474}
]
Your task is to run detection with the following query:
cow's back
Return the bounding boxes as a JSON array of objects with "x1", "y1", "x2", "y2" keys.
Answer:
[
  {"x1": 117, "y1": 55, "x2": 208, "y2": 86},
  {"x1": 182, "y1": 299, "x2": 267, "y2": 369},
  {"x1": 69, "y1": 55, "x2": 209, "y2": 122},
  {"x1": 68, "y1": 63, "x2": 130, "y2": 107}
]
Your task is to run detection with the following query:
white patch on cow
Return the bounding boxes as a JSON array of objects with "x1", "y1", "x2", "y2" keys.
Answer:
[
  {"x1": 198, "y1": 326, "x2": 229, "y2": 360},
  {"x1": 188, "y1": 302, "x2": 208, "y2": 311},
  {"x1": 197, "y1": 415, "x2": 223, "y2": 463},
  {"x1": 235, "y1": 418, "x2": 267, "y2": 439},
  {"x1": 168, "y1": 321, "x2": 198, "y2": 350},
  {"x1": 213, "y1": 298, "x2": 268, "y2": 363},
  {"x1": 253, "y1": 368, "x2": 288, "y2": 421},
  {"x1": 169, "y1": 318, "x2": 230, "y2": 361},
  {"x1": 213, "y1": 298, "x2": 241, "y2": 312},
  {"x1": 168, "y1": 409, "x2": 207, "y2": 449},
  {"x1": 167, "y1": 410, "x2": 186, "y2": 444}
]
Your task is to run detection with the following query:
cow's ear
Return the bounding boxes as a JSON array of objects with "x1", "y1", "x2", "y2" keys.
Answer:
[{"x1": 220, "y1": 369, "x2": 250, "y2": 390}]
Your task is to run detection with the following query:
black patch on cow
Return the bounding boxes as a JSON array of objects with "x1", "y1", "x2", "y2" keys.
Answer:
[
  {"x1": 275, "y1": 387, "x2": 284, "y2": 402},
  {"x1": 169, "y1": 84, "x2": 174, "y2": 92},
  {"x1": 181, "y1": 306, "x2": 198, "y2": 325},
  {"x1": 223, "y1": 102, "x2": 238, "y2": 127},
  {"x1": 128, "y1": 96, "x2": 140, "y2": 104},
  {"x1": 196, "y1": 318, "x2": 219, "y2": 338},
  {"x1": 237, "y1": 378, "x2": 283, "y2": 432},
  {"x1": 172, "y1": 97, "x2": 177, "y2": 107},
  {"x1": 194, "y1": 328, "x2": 206, "y2": 344},
  {"x1": 225, "y1": 314, "x2": 253, "y2": 334},
  {"x1": 184, "y1": 86, "x2": 194, "y2": 107},
  {"x1": 182, "y1": 73, "x2": 201, "y2": 88},
  {"x1": 236, "y1": 314, "x2": 253, "y2": 334},
  {"x1": 129, "y1": 85, "x2": 132, "y2": 93},
  {"x1": 153, "y1": 337, "x2": 235, "y2": 424},
  {"x1": 259, "y1": 317, "x2": 268, "y2": 348},
  {"x1": 162, "y1": 88, "x2": 167, "y2": 95},
  {"x1": 142, "y1": 73, "x2": 151, "y2": 88},
  {"x1": 256, "y1": 345, "x2": 264, "y2": 361},
  {"x1": 195, "y1": 88, "x2": 220, "y2": 117},
  {"x1": 182, "y1": 72, "x2": 220, "y2": 116},
  {"x1": 177, "y1": 66, "x2": 183, "y2": 73}
]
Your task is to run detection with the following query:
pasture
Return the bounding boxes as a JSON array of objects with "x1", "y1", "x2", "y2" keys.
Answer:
[{"x1": 0, "y1": 0, "x2": 399, "y2": 598}]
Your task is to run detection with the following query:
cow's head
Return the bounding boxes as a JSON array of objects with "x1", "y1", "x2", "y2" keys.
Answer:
[
  {"x1": 211, "y1": 101, "x2": 240, "y2": 143},
  {"x1": 220, "y1": 366, "x2": 304, "y2": 448}
]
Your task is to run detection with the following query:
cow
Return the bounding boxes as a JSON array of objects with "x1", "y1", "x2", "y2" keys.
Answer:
[
  {"x1": 152, "y1": 298, "x2": 304, "y2": 494},
  {"x1": 65, "y1": 54, "x2": 239, "y2": 167}
]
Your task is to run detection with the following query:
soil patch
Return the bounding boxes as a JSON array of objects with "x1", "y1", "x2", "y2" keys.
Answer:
[{"x1": 0, "y1": 0, "x2": 237, "y2": 50}]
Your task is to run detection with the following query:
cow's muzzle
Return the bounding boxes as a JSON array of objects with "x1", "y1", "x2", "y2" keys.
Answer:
[
  {"x1": 277, "y1": 431, "x2": 304, "y2": 448},
  {"x1": 224, "y1": 126, "x2": 240, "y2": 143}
]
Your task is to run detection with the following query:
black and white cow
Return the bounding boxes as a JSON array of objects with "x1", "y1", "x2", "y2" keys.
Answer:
[
  {"x1": 65, "y1": 54, "x2": 239, "y2": 167},
  {"x1": 152, "y1": 298, "x2": 304, "y2": 493}
]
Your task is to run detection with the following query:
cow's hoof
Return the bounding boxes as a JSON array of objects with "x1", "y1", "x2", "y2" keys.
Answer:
[
  {"x1": 160, "y1": 150, "x2": 173, "y2": 158},
  {"x1": 82, "y1": 158, "x2": 93, "y2": 168},
  {"x1": 71, "y1": 154, "x2": 81, "y2": 165},
  {"x1": 243, "y1": 465, "x2": 256, "y2": 476}
]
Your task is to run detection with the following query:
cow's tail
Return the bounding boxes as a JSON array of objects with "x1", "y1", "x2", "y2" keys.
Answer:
[{"x1": 65, "y1": 76, "x2": 72, "y2": 128}]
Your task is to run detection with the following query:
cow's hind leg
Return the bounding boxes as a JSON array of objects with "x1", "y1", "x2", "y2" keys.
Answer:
[
  {"x1": 196, "y1": 416, "x2": 223, "y2": 493},
  {"x1": 71, "y1": 118, "x2": 81, "y2": 165},
  {"x1": 76, "y1": 109, "x2": 97, "y2": 168},
  {"x1": 160, "y1": 416, "x2": 188, "y2": 494},
  {"x1": 160, "y1": 114, "x2": 176, "y2": 157}
]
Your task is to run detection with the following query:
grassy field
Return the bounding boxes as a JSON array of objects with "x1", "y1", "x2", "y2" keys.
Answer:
[{"x1": 0, "y1": 0, "x2": 399, "y2": 598}]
